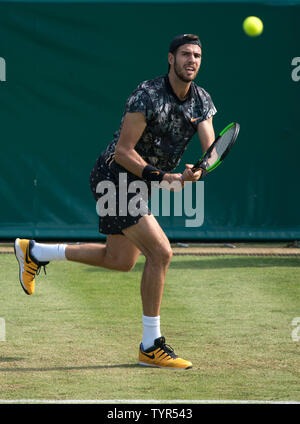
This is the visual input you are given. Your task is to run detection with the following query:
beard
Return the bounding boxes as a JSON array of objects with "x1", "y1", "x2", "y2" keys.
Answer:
[{"x1": 174, "y1": 57, "x2": 198, "y2": 83}]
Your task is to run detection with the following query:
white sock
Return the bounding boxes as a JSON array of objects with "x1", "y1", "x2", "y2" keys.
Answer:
[
  {"x1": 142, "y1": 315, "x2": 161, "y2": 350},
  {"x1": 31, "y1": 242, "x2": 67, "y2": 262}
]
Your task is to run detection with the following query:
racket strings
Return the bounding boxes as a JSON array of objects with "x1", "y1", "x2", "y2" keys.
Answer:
[{"x1": 207, "y1": 127, "x2": 236, "y2": 167}]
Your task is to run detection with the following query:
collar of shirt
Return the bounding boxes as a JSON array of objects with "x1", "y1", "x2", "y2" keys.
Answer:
[{"x1": 164, "y1": 74, "x2": 193, "y2": 104}]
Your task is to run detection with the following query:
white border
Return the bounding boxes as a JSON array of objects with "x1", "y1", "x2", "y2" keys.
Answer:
[{"x1": 0, "y1": 399, "x2": 300, "y2": 404}]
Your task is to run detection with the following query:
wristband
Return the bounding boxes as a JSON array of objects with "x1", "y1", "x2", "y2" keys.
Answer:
[{"x1": 142, "y1": 165, "x2": 166, "y2": 182}]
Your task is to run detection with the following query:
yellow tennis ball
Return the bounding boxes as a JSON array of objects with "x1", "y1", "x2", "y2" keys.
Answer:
[{"x1": 243, "y1": 16, "x2": 264, "y2": 37}]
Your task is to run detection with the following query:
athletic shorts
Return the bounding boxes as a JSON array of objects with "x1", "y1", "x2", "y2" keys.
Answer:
[{"x1": 90, "y1": 155, "x2": 151, "y2": 235}]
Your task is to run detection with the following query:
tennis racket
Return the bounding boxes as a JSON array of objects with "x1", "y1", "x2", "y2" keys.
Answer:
[{"x1": 192, "y1": 122, "x2": 240, "y2": 176}]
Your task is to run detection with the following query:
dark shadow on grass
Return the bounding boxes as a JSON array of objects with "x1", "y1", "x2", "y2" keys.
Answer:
[
  {"x1": 84, "y1": 257, "x2": 300, "y2": 273},
  {"x1": 169, "y1": 257, "x2": 300, "y2": 269},
  {"x1": 0, "y1": 364, "x2": 140, "y2": 372},
  {"x1": 0, "y1": 357, "x2": 24, "y2": 363},
  {"x1": 84, "y1": 264, "x2": 144, "y2": 273}
]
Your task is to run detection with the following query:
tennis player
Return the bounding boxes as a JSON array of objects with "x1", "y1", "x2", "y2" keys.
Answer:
[{"x1": 15, "y1": 34, "x2": 216, "y2": 369}]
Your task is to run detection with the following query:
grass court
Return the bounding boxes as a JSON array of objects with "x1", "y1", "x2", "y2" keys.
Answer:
[{"x1": 0, "y1": 253, "x2": 300, "y2": 402}]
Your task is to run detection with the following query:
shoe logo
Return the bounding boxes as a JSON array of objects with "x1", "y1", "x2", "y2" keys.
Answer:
[
  {"x1": 150, "y1": 171, "x2": 160, "y2": 175},
  {"x1": 143, "y1": 352, "x2": 155, "y2": 359}
]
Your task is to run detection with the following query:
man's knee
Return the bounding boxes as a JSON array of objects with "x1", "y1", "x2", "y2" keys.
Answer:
[
  {"x1": 148, "y1": 244, "x2": 173, "y2": 266},
  {"x1": 162, "y1": 245, "x2": 173, "y2": 264}
]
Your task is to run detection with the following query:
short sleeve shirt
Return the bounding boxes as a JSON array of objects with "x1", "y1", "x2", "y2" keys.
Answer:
[{"x1": 100, "y1": 74, "x2": 216, "y2": 178}]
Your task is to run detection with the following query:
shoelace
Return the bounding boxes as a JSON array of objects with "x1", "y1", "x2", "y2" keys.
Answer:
[
  {"x1": 36, "y1": 265, "x2": 47, "y2": 276},
  {"x1": 160, "y1": 342, "x2": 178, "y2": 359}
]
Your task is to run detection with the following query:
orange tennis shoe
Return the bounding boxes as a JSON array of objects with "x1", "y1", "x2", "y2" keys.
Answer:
[
  {"x1": 14, "y1": 238, "x2": 48, "y2": 295},
  {"x1": 139, "y1": 336, "x2": 192, "y2": 369}
]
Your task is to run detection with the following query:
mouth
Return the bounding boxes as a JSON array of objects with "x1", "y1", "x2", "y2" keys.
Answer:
[{"x1": 185, "y1": 67, "x2": 196, "y2": 75}]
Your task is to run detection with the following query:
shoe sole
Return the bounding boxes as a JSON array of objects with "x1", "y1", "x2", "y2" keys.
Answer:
[
  {"x1": 138, "y1": 361, "x2": 192, "y2": 370},
  {"x1": 14, "y1": 238, "x2": 30, "y2": 295}
]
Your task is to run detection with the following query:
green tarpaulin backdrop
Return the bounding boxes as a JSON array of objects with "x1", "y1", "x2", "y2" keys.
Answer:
[{"x1": 0, "y1": 1, "x2": 299, "y2": 240}]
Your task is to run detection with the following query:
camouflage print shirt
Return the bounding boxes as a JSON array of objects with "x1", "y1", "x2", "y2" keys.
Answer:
[{"x1": 99, "y1": 74, "x2": 217, "y2": 180}]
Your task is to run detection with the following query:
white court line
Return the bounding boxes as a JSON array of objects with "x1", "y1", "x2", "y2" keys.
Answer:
[{"x1": 0, "y1": 399, "x2": 300, "y2": 404}]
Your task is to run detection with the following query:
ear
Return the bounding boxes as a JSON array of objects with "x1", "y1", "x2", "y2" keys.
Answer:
[{"x1": 168, "y1": 52, "x2": 174, "y2": 67}]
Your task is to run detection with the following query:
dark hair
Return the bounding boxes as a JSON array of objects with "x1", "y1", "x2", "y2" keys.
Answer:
[
  {"x1": 168, "y1": 34, "x2": 202, "y2": 72},
  {"x1": 169, "y1": 34, "x2": 202, "y2": 53}
]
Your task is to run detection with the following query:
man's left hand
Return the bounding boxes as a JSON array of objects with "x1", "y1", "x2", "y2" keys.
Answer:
[{"x1": 181, "y1": 164, "x2": 202, "y2": 184}]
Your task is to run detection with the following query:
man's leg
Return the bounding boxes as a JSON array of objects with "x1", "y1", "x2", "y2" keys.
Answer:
[
  {"x1": 64, "y1": 235, "x2": 140, "y2": 272},
  {"x1": 122, "y1": 214, "x2": 172, "y2": 317},
  {"x1": 14, "y1": 235, "x2": 140, "y2": 295},
  {"x1": 15, "y1": 215, "x2": 192, "y2": 368},
  {"x1": 122, "y1": 214, "x2": 192, "y2": 369}
]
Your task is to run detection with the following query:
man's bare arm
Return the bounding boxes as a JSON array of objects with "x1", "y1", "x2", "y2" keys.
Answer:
[
  {"x1": 197, "y1": 116, "x2": 215, "y2": 153},
  {"x1": 114, "y1": 112, "x2": 148, "y2": 178},
  {"x1": 115, "y1": 112, "x2": 182, "y2": 184},
  {"x1": 181, "y1": 116, "x2": 215, "y2": 183}
]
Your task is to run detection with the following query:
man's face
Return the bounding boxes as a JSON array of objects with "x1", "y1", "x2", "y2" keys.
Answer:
[{"x1": 171, "y1": 44, "x2": 202, "y2": 82}]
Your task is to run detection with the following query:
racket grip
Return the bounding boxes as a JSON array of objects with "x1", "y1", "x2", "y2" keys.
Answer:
[{"x1": 193, "y1": 166, "x2": 208, "y2": 180}]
